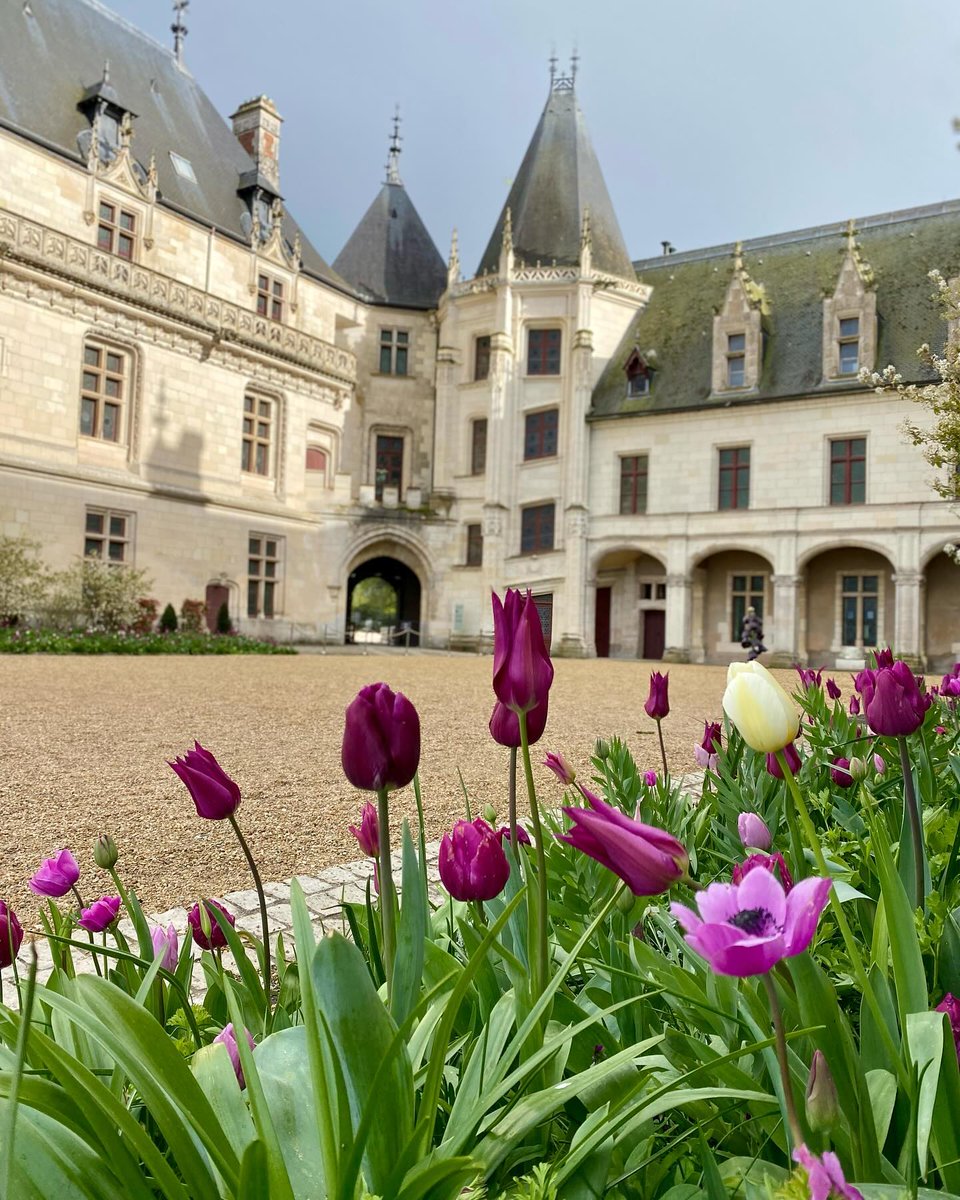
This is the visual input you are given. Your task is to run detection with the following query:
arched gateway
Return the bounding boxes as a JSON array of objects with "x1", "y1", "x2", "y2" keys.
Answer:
[{"x1": 345, "y1": 555, "x2": 422, "y2": 646}]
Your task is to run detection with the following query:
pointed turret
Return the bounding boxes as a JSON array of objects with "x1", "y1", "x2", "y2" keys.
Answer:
[
  {"x1": 333, "y1": 110, "x2": 446, "y2": 309},
  {"x1": 476, "y1": 60, "x2": 634, "y2": 280}
]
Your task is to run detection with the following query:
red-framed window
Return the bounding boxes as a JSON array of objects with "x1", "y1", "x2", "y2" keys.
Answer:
[
  {"x1": 97, "y1": 201, "x2": 137, "y2": 260},
  {"x1": 375, "y1": 434, "x2": 404, "y2": 500},
  {"x1": 718, "y1": 446, "x2": 750, "y2": 510},
  {"x1": 527, "y1": 329, "x2": 561, "y2": 376},
  {"x1": 619, "y1": 454, "x2": 648, "y2": 514},
  {"x1": 830, "y1": 437, "x2": 866, "y2": 505},
  {"x1": 524, "y1": 409, "x2": 559, "y2": 460},
  {"x1": 520, "y1": 503, "x2": 555, "y2": 554},
  {"x1": 256, "y1": 274, "x2": 284, "y2": 322}
]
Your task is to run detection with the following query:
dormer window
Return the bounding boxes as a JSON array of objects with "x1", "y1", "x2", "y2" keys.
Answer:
[
  {"x1": 837, "y1": 317, "x2": 860, "y2": 375},
  {"x1": 624, "y1": 348, "x2": 653, "y2": 397},
  {"x1": 726, "y1": 334, "x2": 746, "y2": 388},
  {"x1": 77, "y1": 66, "x2": 137, "y2": 167},
  {"x1": 712, "y1": 244, "x2": 764, "y2": 393}
]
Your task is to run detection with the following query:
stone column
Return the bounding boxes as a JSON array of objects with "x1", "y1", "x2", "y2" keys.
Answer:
[
  {"x1": 662, "y1": 574, "x2": 692, "y2": 663},
  {"x1": 767, "y1": 574, "x2": 801, "y2": 667},
  {"x1": 893, "y1": 571, "x2": 924, "y2": 665},
  {"x1": 556, "y1": 324, "x2": 594, "y2": 657}
]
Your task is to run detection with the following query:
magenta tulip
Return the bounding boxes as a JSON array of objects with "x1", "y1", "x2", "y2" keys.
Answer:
[
  {"x1": 188, "y1": 900, "x2": 235, "y2": 950},
  {"x1": 671, "y1": 869, "x2": 831, "y2": 976},
  {"x1": 348, "y1": 802, "x2": 379, "y2": 858},
  {"x1": 560, "y1": 789, "x2": 688, "y2": 895},
  {"x1": 151, "y1": 924, "x2": 179, "y2": 972},
  {"x1": 497, "y1": 824, "x2": 532, "y2": 846},
  {"x1": 732, "y1": 851, "x2": 794, "y2": 893},
  {"x1": 859, "y1": 660, "x2": 927, "y2": 736},
  {"x1": 796, "y1": 667, "x2": 822, "y2": 690},
  {"x1": 169, "y1": 742, "x2": 241, "y2": 820},
  {"x1": 30, "y1": 849, "x2": 80, "y2": 898},
  {"x1": 543, "y1": 750, "x2": 575, "y2": 786},
  {"x1": 793, "y1": 1146, "x2": 863, "y2": 1200},
  {"x1": 213, "y1": 1023, "x2": 256, "y2": 1089},
  {"x1": 849, "y1": 694, "x2": 861, "y2": 716},
  {"x1": 873, "y1": 647, "x2": 894, "y2": 669},
  {"x1": 694, "y1": 720, "x2": 722, "y2": 770},
  {"x1": 937, "y1": 993, "x2": 960, "y2": 1062},
  {"x1": 438, "y1": 818, "x2": 510, "y2": 901},
  {"x1": 766, "y1": 740, "x2": 802, "y2": 778},
  {"x1": 643, "y1": 769, "x2": 658, "y2": 787},
  {"x1": 78, "y1": 895, "x2": 121, "y2": 933},
  {"x1": 941, "y1": 675, "x2": 960, "y2": 698},
  {"x1": 492, "y1": 589, "x2": 554, "y2": 716},
  {"x1": 341, "y1": 682, "x2": 420, "y2": 792},
  {"x1": 489, "y1": 697, "x2": 548, "y2": 748},
  {"x1": 830, "y1": 757, "x2": 855, "y2": 788},
  {"x1": 826, "y1": 678, "x2": 842, "y2": 700},
  {"x1": 737, "y1": 812, "x2": 772, "y2": 851},
  {"x1": 644, "y1": 671, "x2": 670, "y2": 720},
  {"x1": 0, "y1": 902, "x2": 23, "y2": 968}
]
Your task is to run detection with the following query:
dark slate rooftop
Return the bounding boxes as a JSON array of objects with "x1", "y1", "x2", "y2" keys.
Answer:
[
  {"x1": 333, "y1": 180, "x2": 447, "y2": 310},
  {"x1": 590, "y1": 199, "x2": 960, "y2": 419},
  {"x1": 476, "y1": 82, "x2": 635, "y2": 281},
  {"x1": 0, "y1": 0, "x2": 348, "y2": 291}
]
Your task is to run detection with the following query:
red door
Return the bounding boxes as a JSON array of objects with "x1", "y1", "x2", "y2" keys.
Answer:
[
  {"x1": 594, "y1": 587, "x2": 611, "y2": 657},
  {"x1": 642, "y1": 610, "x2": 665, "y2": 660},
  {"x1": 205, "y1": 584, "x2": 229, "y2": 633}
]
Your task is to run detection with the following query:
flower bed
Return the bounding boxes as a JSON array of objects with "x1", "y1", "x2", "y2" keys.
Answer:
[
  {"x1": 1, "y1": 590, "x2": 959, "y2": 1198},
  {"x1": 0, "y1": 627, "x2": 296, "y2": 654}
]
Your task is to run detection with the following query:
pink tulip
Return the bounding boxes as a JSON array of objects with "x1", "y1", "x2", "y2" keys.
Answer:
[{"x1": 169, "y1": 743, "x2": 241, "y2": 820}]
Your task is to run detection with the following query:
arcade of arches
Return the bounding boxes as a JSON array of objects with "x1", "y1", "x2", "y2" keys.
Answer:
[{"x1": 591, "y1": 544, "x2": 959, "y2": 668}]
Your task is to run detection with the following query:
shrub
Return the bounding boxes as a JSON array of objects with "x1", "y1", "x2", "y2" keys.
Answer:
[
  {"x1": 131, "y1": 597, "x2": 159, "y2": 636},
  {"x1": 0, "y1": 533, "x2": 50, "y2": 625},
  {"x1": 216, "y1": 600, "x2": 232, "y2": 635},
  {"x1": 159, "y1": 602, "x2": 178, "y2": 633},
  {"x1": 180, "y1": 598, "x2": 205, "y2": 633},
  {"x1": 41, "y1": 556, "x2": 153, "y2": 632}
]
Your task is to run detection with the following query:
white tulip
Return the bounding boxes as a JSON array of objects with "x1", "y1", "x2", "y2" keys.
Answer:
[{"x1": 722, "y1": 661, "x2": 800, "y2": 754}]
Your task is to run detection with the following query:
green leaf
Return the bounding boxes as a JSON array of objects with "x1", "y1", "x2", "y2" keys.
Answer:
[
  {"x1": 391, "y1": 822, "x2": 427, "y2": 1027},
  {"x1": 870, "y1": 811, "x2": 928, "y2": 1021},
  {"x1": 252, "y1": 1027, "x2": 324, "y2": 1199},
  {"x1": 865, "y1": 1069, "x2": 897, "y2": 1150},
  {"x1": 0, "y1": 1105, "x2": 123, "y2": 1200},
  {"x1": 907, "y1": 1011, "x2": 960, "y2": 1192},
  {"x1": 192, "y1": 1043, "x2": 257, "y2": 1164},
  {"x1": 238, "y1": 1139, "x2": 270, "y2": 1199},
  {"x1": 906, "y1": 1011, "x2": 943, "y2": 1176}
]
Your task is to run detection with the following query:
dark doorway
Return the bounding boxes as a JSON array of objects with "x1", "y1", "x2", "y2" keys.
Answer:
[
  {"x1": 642, "y1": 610, "x2": 665, "y2": 660},
  {"x1": 594, "y1": 587, "x2": 611, "y2": 657},
  {"x1": 346, "y1": 556, "x2": 421, "y2": 645},
  {"x1": 205, "y1": 584, "x2": 229, "y2": 633}
]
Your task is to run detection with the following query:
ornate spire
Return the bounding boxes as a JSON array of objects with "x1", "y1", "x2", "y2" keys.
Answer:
[
  {"x1": 552, "y1": 50, "x2": 577, "y2": 92},
  {"x1": 548, "y1": 48, "x2": 558, "y2": 89},
  {"x1": 171, "y1": 0, "x2": 188, "y2": 67},
  {"x1": 730, "y1": 240, "x2": 765, "y2": 309},
  {"x1": 501, "y1": 207, "x2": 513, "y2": 256},
  {"x1": 579, "y1": 205, "x2": 592, "y2": 272},
  {"x1": 385, "y1": 105, "x2": 402, "y2": 185},
  {"x1": 841, "y1": 218, "x2": 874, "y2": 287},
  {"x1": 447, "y1": 227, "x2": 460, "y2": 283}
]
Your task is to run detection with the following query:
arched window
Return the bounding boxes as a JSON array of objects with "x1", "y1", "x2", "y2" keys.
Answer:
[{"x1": 305, "y1": 446, "x2": 328, "y2": 474}]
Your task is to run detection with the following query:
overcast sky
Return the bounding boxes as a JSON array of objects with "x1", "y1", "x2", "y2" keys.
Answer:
[{"x1": 105, "y1": 0, "x2": 960, "y2": 273}]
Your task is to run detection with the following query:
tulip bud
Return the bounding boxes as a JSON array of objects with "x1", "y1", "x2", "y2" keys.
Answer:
[
  {"x1": 594, "y1": 738, "x2": 611, "y2": 762},
  {"x1": 543, "y1": 751, "x2": 576, "y2": 786},
  {"x1": 737, "y1": 812, "x2": 772, "y2": 851},
  {"x1": 439, "y1": 818, "x2": 510, "y2": 902},
  {"x1": 805, "y1": 1049, "x2": 840, "y2": 1133},
  {"x1": 213, "y1": 1023, "x2": 256, "y2": 1089},
  {"x1": 481, "y1": 802, "x2": 498, "y2": 824},
  {"x1": 644, "y1": 671, "x2": 670, "y2": 720},
  {"x1": 94, "y1": 834, "x2": 119, "y2": 871},
  {"x1": 492, "y1": 589, "x2": 554, "y2": 716},
  {"x1": 341, "y1": 682, "x2": 420, "y2": 793},
  {"x1": 348, "y1": 802, "x2": 379, "y2": 858},
  {"x1": 723, "y1": 662, "x2": 800, "y2": 754},
  {"x1": 847, "y1": 755, "x2": 868, "y2": 781},
  {"x1": 830, "y1": 757, "x2": 855, "y2": 788},
  {"x1": 874, "y1": 753, "x2": 886, "y2": 776},
  {"x1": 0, "y1": 902, "x2": 23, "y2": 969},
  {"x1": 644, "y1": 769, "x2": 658, "y2": 787},
  {"x1": 169, "y1": 743, "x2": 241, "y2": 820}
]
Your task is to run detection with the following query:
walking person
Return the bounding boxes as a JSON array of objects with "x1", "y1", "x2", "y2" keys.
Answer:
[{"x1": 740, "y1": 606, "x2": 766, "y2": 661}]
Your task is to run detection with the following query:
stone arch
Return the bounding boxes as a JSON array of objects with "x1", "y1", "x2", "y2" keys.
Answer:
[
  {"x1": 342, "y1": 529, "x2": 432, "y2": 647},
  {"x1": 690, "y1": 546, "x2": 776, "y2": 664},
  {"x1": 801, "y1": 543, "x2": 896, "y2": 667},
  {"x1": 796, "y1": 539, "x2": 896, "y2": 574},
  {"x1": 590, "y1": 544, "x2": 668, "y2": 659}
]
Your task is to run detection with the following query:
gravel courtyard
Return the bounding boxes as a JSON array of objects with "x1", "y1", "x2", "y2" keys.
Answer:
[{"x1": 0, "y1": 653, "x2": 802, "y2": 924}]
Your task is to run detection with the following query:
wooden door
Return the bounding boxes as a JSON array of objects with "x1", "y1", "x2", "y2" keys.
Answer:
[
  {"x1": 594, "y1": 586, "x2": 611, "y2": 657},
  {"x1": 642, "y1": 609, "x2": 665, "y2": 660}
]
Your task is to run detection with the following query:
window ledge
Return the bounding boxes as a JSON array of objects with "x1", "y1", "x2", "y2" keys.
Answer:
[
  {"x1": 524, "y1": 374, "x2": 562, "y2": 381},
  {"x1": 520, "y1": 455, "x2": 560, "y2": 467}
]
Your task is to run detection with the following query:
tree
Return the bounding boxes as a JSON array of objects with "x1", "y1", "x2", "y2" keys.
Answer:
[
  {"x1": 43, "y1": 557, "x2": 154, "y2": 632},
  {"x1": 349, "y1": 577, "x2": 398, "y2": 627},
  {"x1": 159, "y1": 603, "x2": 178, "y2": 633},
  {"x1": 216, "y1": 600, "x2": 232, "y2": 635},
  {"x1": 0, "y1": 535, "x2": 50, "y2": 625}
]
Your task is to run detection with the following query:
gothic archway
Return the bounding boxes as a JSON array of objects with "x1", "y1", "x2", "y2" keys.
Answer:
[{"x1": 345, "y1": 556, "x2": 422, "y2": 646}]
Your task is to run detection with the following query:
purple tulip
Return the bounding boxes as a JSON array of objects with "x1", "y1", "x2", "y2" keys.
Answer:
[
  {"x1": 341, "y1": 682, "x2": 421, "y2": 792},
  {"x1": 78, "y1": 895, "x2": 121, "y2": 933},
  {"x1": 671, "y1": 868, "x2": 831, "y2": 976},
  {"x1": 644, "y1": 671, "x2": 670, "y2": 720},
  {"x1": 693, "y1": 720, "x2": 722, "y2": 771},
  {"x1": 874, "y1": 647, "x2": 895, "y2": 669},
  {"x1": 941, "y1": 675, "x2": 960, "y2": 698},
  {"x1": 826, "y1": 678, "x2": 842, "y2": 701},
  {"x1": 30, "y1": 849, "x2": 80, "y2": 898},
  {"x1": 492, "y1": 589, "x2": 554, "y2": 716},
  {"x1": 795, "y1": 666, "x2": 822, "y2": 690},
  {"x1": 859, "y1": 660, "x2": 927, "y2": 737},
  {"x1": 849, "y1": 694, "x2": 861, "y2": 716},
  {"x1": 737, "y1": 812, "x2": 771, "y2": 851},
  {"x1": 543, "y1": 750, "x2": 575, "y2": 786},
  {"x1": 438, "y1": 818, "x2": 510, "y2": 902},
  {"x1": 793, "y1": 1146, "x2": 863, "y2": 1200},
  {"x1": 188, "y1": 900, "x2": 235, "y2": 950},
  {"x1": 766, "y1": 740, "x2": 802, "y2": 778},
  {"x1": 348, "y1": 802, "x2": 379, "y2": 857},
  {"x1": 830, "y1": 757, "x2": 855, "y2": 788},
  {"x1": 169, "y1": 742, "x2": 241, "y2": 821},
  {"x1": 560, "y1": 788, "x2": 688, "y2": 896},
  {"x1": 151, "y1": 924, "x2": 179, "y2": 972},
  {"x1": 732, "y1": 851, "x2": 794, "y2": 894},
  {"x1": 643, "y1": 769, "x2": 658, "y2": 787},
  {"x1": 874, "y1": 753, "x2": 886, "y2": 775},
  {"x1": 937, "y1": 993, "x2": 960, "y2": 1062},
  {"x1": 497, "y1": 825, "x2": 532, "y2": 846},
  {"x1": 489, "y1": 697, "x2": 548, "y2": 748},
  {"x1": 0, "y1": 902, "x2": 23, "y2": 968},
  {"x1": 213, "y1": 1023, "x2": 256, "y2": 1089}
]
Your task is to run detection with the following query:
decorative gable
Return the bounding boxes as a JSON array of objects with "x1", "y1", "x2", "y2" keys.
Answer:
[
  {"x1": 711, "y1": 243, "x2": 765, "y2": 393},
  {"x1": 822, "y1": 220, "x2": 876, "y2": 381},
  {"x1": 624, "y1": 346, "x2": 655, "y2": 396}
]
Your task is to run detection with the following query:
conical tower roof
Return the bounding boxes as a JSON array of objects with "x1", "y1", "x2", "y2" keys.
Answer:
[
  {"x1": 333, "y1": 123, "x2": 446, "y2": 309},
  {"x1": 477, "y1": 74, "x2": 634, "y2": 281}
]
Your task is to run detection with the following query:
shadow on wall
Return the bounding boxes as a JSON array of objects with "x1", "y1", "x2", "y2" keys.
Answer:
[{"x1": 141, "y1": 384, "x2": 207, "y2": 498}]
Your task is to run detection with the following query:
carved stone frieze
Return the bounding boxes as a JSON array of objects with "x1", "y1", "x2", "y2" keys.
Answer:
[{"x1": 0, "y1": 207, "x2": 355, "y2": 385}]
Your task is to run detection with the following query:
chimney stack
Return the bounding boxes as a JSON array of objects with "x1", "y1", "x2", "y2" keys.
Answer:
[{"x1": 230, "y1": 95, "x2": 282, "y2": 192}]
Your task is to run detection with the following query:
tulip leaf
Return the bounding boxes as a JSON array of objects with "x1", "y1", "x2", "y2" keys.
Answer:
[
  {"x1": 191, "y1": 1043, "x2": 256, "y2": 1164},
  {"x1": 0, "y1": 1103, "x2": 123, "y2": 1200},
  {"x1": 312, "y1": 932, "x2": 414, "y2": 1198},
  {"x1": 237, "y1": 1138, "x2": 270, "y2": 1199},
  {"x1": 906, "y1": 1011, "x2": 960, "y2": 1192},
  {"x1": 391, "y1": 822, "x2": 426, "y2": 1027},
  {"x1": 865, "y1": 1069, "x2": 897, "y2": 1149},
  {"x1": 869, "y1": 811, "x2": 928, "y2": 1021}
]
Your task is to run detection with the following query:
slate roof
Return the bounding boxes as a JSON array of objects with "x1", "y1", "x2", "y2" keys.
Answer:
[
  {"x1": 0, "y1": 0, "x2": 348, "y2": 291},
  {"x1": 476, "y1": 84, "x2": 635, "y2": 281},
  {"x1": 590, "y1": 200, "x2": 960, "y2": 419},
  {"x1": 333, "y1": 181, "x2": 447, "y2": 310}
]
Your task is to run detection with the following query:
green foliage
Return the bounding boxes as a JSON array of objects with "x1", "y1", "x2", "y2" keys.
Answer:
[
  {"x1": 217, "y1": 600, "x2": 233, "y2": 635},
  {"x1": 159, "y1": 602, "x2": 178, "y2": 633},
  {"x1": 39, "y1": 555, "x2": 154, "y2": 632},
  {"x1": 180, "y1": 599, "x2": 206, "y2": 633},
  {"x1": 350, "y1": 577, "x2": 397, "y2": 627},
  {"x1": 0, "y1": 627, "x2": 295, "y2": 654},
  {"x1": 0, "y1": 534, "x2": 50, "y2": 624}
]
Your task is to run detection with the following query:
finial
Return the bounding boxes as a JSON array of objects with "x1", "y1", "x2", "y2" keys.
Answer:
[
  {"x1": 552, "y1": 50, "x2": 577, "y2": 92},
  {"x1": 733, "y1": 240, "x2": 744, "y2": 272},
  {"x1": 101, "y1": 59, "x2": 110, "y2": 85},
  {"x1": 385, "y1": 104, "x2": 403, "y2": 184},
  {"x1": 171, "y1": 0, "x2": 188, "y2": 67},
  {"x1": 119, "y1": 110, "x2": 133, "y2": 149},
  {"x1": 549, "y1": 48, "x2": 558, "y2": 89},
  {"x1": 844, "y1": 217, "x2": 857, "y2": 247},
  {"x1": 570, "y1": 48, "x2": 579, "y2": 84},
  {"x1": 502, "y1": 207, "x2": 513, "y2": 256},
  {"x1": 448, "y1": 228, "x2": 460, "y2": 279},
  {"x1": 580, "y1": 205, "x2": 591, "y2": 250}
]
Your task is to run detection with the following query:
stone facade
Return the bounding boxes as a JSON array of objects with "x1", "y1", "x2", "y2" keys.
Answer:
[{"x1": 0, "y1": 5, "x2": 957, "y2": 667}]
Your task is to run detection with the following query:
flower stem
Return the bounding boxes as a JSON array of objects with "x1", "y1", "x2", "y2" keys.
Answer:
[
  {"x1": 227, "y1": 814, "x2": 272, "y2": 1023},
  {"x1": 655, "y1": 718, "x2": 669, "y2": 779},
  {"x1": 71, "y1": 886, "x2": 101, "y2": 977},
  {"x1": 762, "y1": 972, "x2": 804, "y2": 1150},
  {"x1": 519, "y1": 710, "x2": 549, "y2": 996},
  {"x1": 508, "y1": 747, "x2": 518, "y2": 847},
  {"x1": 376, "y1": 786, "x2": 395, "y2": 1000},
  {"x1": 775, "y1": 753, "x2": 808, "y2": 881},
  {"x1": 898, "y1": 735, "x2": 925, "y2": 911}
]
